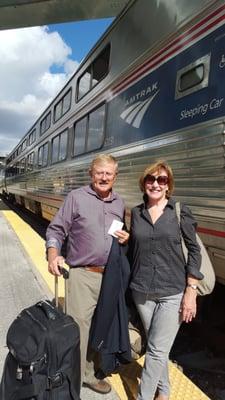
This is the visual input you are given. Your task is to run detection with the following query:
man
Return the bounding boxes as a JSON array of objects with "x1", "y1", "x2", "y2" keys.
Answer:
[{"x1": 46, "y1": 154, "x2": 129, "y2": 394}]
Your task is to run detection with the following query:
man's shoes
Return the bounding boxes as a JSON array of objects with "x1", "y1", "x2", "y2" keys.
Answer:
[{"x1": 84, "y1": 380, "x2": 111, "y2": 394}]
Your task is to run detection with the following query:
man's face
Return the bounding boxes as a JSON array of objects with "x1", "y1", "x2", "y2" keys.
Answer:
[{"x1": 90, "y1": 162, "x2": 117, "y2": 198}]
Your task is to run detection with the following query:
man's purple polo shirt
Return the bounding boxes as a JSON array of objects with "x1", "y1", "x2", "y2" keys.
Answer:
[{"x1": 46, "y1": 185, "x2": 125, "y2": 266}]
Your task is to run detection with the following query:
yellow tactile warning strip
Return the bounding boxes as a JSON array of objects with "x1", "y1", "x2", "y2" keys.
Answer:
[
  {"x1": 108, "y1": 357, "x2": 211, "y2": 400},
  {"x1": 2, "y1": 210, "x2": 65, "y2": 298},
  {"x1": 3, "y1": 210, "x2": 211, "y2": 400}
]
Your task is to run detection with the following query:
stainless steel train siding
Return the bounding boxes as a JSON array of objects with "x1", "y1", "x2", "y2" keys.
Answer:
[{"x1": 4, "y1": 118, "x2": 225, "y2": 284}]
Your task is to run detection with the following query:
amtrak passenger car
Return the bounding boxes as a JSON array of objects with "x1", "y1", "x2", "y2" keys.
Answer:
[{"x1": 4, "y1": 0, "x2": 225, "y2": 284}]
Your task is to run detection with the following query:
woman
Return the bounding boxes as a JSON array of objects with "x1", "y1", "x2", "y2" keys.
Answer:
[{"x1": 129, "y1": 160, "x2": 203, "y2": 400}]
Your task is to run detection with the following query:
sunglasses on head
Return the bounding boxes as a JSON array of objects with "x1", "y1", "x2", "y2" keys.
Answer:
[{"x1": 144, "y1": 175, "x2": 169, "y2": 186}]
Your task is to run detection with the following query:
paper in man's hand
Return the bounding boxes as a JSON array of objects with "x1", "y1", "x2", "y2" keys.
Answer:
[{"x1": 108, "y1": 220, "x2": 124, "y2": 237}]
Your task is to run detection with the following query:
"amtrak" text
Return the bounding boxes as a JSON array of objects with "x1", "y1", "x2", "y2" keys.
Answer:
[{"x1": 125, "y1": 82, "x2": 158, "y2": 106}]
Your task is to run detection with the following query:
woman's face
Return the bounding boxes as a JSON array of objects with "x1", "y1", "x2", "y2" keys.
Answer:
[{"x1": 144, "y1": 168, "x2": 169, "y2": 202}]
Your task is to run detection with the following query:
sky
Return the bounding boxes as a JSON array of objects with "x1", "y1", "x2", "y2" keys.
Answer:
[{"x1": 0, "y1": 18, "x2": 113, "y2": 156}]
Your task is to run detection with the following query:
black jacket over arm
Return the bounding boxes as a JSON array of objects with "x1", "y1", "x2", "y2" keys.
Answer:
[{"x1": 90, "y1": 238, "x2": 131, "y2": 376}]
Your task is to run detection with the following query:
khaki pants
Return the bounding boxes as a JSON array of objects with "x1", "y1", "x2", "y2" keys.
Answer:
[{"x1": 67, "y1": 268, "x2": 103, "y2": 385}]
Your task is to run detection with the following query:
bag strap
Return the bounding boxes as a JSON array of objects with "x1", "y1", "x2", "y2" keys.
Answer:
[
  {"x1": 175, "y1": 201, "x2": 188, "y2": 263},
  {"x1": 175, "y1": 201, "x2": 181, "y2": 225}
]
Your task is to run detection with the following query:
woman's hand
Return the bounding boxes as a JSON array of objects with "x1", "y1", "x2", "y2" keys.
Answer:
[
  {"x1": 115, "y1": 229, "x2": 130, "y2": 244},
  {"x1": 180, "y1": 287, "x2": 197, "y2": 323}
]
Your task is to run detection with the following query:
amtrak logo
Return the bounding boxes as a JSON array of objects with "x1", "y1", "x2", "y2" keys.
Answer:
[{"x1": 120, "y1": 90, "x2": 159, "y2": 128}]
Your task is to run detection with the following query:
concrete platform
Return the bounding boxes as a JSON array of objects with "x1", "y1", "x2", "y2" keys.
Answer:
[
  {"x1": 0, "y1": 209, "x2": 50, "y2": 375},
  {"x1": 0, "y1": 202, "x2": 211, "y2": 400}
]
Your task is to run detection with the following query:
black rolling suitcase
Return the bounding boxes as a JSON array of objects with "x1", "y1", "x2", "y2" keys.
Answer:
[{"x1": 0, "y1": 268, "x2": 80, "y2": 400}]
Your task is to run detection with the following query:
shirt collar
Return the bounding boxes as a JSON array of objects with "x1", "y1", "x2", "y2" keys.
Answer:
[
  {"x1": 85, "y1": 184, "x2": 118, "y2": 201},
  {"x1": 166, "y1": 197, "x2": 176, "y2": 209},
  {"x1": 141, "y1": 196, "x2": 175, "y2": 223},
  {"x1": 143, "y1": 196, "x2": 175, "y2": 210}
]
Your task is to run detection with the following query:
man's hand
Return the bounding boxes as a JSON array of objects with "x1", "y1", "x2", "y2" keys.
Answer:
[
  {"x1": 47, "y1": 247, "x2": 64, "y2": 276},
  {"x1": 114, "y1": 230, "x2": 130, "y2": 244}
]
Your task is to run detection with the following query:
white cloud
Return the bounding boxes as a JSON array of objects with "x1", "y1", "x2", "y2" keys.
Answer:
[
  {"x1": 0, "y1": 26, "x2": 79, "y2": 155},
  {"x1": 38, "y1": 72, "x2": 68, "y2": 98}
]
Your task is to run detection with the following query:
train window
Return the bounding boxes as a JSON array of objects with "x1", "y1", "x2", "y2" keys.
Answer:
[
  {"x1": 86, "y1": 104, "x2": 105, "y2": 152},
  {"x1": 22, "y1": 140, "x2": 26, "y2": 151},
  {"x1": 179, "y1": 65, "x2": 204, "y2": 92},
  {"x1": 73, "y1": 118, "x2": 87, "y2": 156},
  {"x1": 38, "y1": 142, "x2": 49, "y2": 167},
  {"x1": 27, "y1": 152, "x2": 35, "y2": 172},
  {"x1": 46, "y1": 113, "x2": 51, "y2": 129},
  {"x1": 40, "y1": 111, "x2": 51, "y2": 135},
  {"x1": 77, "y1": 44, "x2": 110, "y2": 102},
  {"x1": 62, "y1": 89, "x2": 72, "y2": 115},
  {"x1": 52, "y1": 136, "x2": 60, "y2": 164},
  {"x1": 92, "y1": 45, "x2": 110, "y2": 87},
  {"x1": 38, "y1": 147, "x2": 43, "y2": 167},
  {"x1": 20, "y1": 158, "x2": 26, "y2": 174},
  {"x1": 54, "y1": 102, "x2": 62, "y2": 122},
  {"x1": 6, "y1": 166, "x2": 15, "y2": 177},
  {"x1": 54, "y1": 89, "x2": 72, "y2": 123},
  {"x1": 59, "y1": 130, "x2": 68, "y2": 161},
  {"x1": 42, "y1": 143, "x2": 49, "y2": 166},
  {"x1": 51, "y1": 129, "x2": 68, "y2": 164},
  {"x1": 15, "y1": 163, "x2": 19, "y2": 175},
  {"x1": 77, "y1": 69, "x2": 91, "y2": 100},
  {"x1": 29, "y1": 129, "x2": 36, "y2": 145},
  {"x1": 175, "y1": 54, "x2": 211, "y2": 100}
]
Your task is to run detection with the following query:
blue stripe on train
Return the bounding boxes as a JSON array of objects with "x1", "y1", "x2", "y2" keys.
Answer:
[{"x1": 104, "y1": 23, "x2": 225, "y2": 149}]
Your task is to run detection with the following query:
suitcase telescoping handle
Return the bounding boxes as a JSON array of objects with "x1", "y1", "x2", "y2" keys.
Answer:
[{"x1": 55, "y1": 267, "x2": 69, "y2": 313}]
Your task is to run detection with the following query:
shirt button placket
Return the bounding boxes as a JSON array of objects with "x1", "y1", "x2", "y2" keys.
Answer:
[{"x1": 103, "y1": 202, "x2": 110, "y2": 256}]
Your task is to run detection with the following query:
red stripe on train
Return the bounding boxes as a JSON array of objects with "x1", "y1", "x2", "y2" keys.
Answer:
[
  {"x1": 112, "y1": 8, "x2": 225, "y2": 96},
  {"x1": 197, "y1": 227, "x2": 225, "y2": 238}
]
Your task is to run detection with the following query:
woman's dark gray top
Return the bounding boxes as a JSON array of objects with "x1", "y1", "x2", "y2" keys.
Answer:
[{"x1": 129, "y1": 197, "x2": 203, "y2": 296}]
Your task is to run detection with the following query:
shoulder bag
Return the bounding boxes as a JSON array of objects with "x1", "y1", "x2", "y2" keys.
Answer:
[{"x1": 175, "y1": 202, "x2": 216, "y2": 296}]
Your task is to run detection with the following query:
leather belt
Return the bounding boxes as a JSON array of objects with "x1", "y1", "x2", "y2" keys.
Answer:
[{"x1": 84, "y1": 266, "x2": 105, "y2": 273}]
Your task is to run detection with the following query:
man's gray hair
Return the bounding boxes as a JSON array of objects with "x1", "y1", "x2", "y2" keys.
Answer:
[{"x1": 90, "y1": 154, "x2": 118, "y2": 173}]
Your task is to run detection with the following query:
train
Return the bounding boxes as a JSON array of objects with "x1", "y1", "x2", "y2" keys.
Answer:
[{"x1": 3, "y1": 0, "x2": 225, "y2": 284}]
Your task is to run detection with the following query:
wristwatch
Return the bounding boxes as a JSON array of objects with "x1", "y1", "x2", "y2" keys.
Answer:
[{"x1": 187, "y1": 283, "x2": 198, "y2": 290}]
